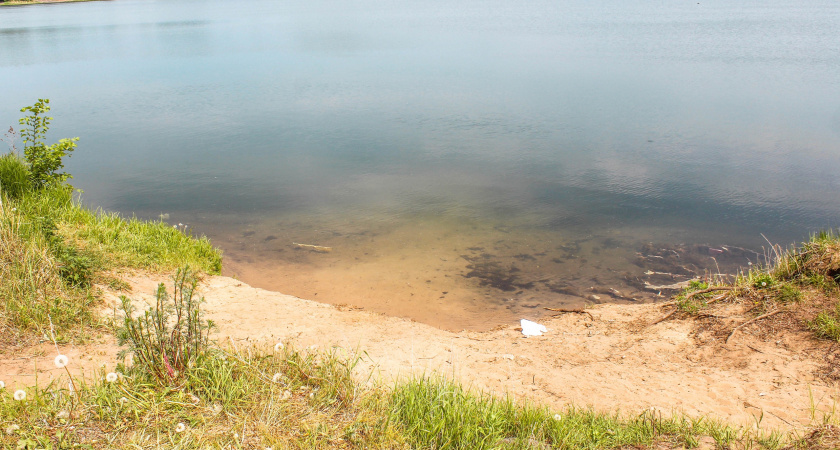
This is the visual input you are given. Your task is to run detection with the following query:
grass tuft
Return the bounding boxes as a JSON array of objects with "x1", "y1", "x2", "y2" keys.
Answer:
[{"x1": 0, "y1": 152, "x2": 32, "y2": 200}]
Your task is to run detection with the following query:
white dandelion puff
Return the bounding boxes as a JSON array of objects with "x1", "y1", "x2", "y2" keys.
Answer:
[
  {"x1": 272, "y1": 373, "x2": 283, "y2": 383},
  {"x1": 13, "y1": 390, "x2": 26, "y2": 401},
  {"x1": 5, "y1": 424, "x2": 19, "y2": 435},
  {"x1": 274, "y1": 342, "x2": 283, "y2": 352},
  {"x1": 0, "y1": 380, "x2": 5, "y2": 389},
  {"x1": 105, "y1": 372, "x2": 119, "y2": 383},
  {"x1": 54, "y1": 354, "x2": 69, "y2": 368},
  {"x1": 553, "y1": 414, "x2": 562, "y2": 421},
  {"x1": 761, "y1": 281, "x2": 767, "y2": 286},
  {"x1": 175, "y1": 422, "x2": 186, "y2": 433}
]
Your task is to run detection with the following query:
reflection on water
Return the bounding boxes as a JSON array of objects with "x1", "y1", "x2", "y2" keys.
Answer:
[{"x1": 1, "y1": 0, "x2": 839, "y2": 330}]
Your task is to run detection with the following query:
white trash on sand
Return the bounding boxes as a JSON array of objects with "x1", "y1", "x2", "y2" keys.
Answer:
[{"x1": 520, "y1": 319, "x2": 547, "y2": 337}]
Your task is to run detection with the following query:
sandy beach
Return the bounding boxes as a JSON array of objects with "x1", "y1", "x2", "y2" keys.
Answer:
[{"x1": 2, "y1": 271, "x2": 837, "y2": 433}]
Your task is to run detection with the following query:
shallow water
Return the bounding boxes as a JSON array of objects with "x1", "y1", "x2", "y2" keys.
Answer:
[{"x1": 2, "y1": 0, "x2": 839, "y2": 330}]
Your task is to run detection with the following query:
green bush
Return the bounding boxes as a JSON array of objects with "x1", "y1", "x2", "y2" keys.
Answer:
[{"x1": 0, "y1": 152, "x2": 32, "y2": 199}]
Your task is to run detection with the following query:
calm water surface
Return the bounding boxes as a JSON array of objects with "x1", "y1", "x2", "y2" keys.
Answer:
[{"x1": 2, "y1": 0, "x2": 839, "y2": 329}]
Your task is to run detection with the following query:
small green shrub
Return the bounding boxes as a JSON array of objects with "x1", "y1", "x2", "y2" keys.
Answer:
[
  {"x1": 0, "y1": 152, "x2": 32, "y2": 199},
  {"x1": 53, "y1": 241, "x2": 95, "y2": 288},
  {"x1": 117, "y1": 267, "x2": 215, "y2": 384}
]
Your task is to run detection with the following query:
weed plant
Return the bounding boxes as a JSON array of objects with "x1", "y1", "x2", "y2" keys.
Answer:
[{"x1": 117, "y1": 268, "x2": 214, "y2": 384}]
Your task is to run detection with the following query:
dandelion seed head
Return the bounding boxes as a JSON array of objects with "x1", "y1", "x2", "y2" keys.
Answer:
[
  {"x1": 175, "y1": 422, "x2": 186, "y2": 433},
  {"x1": 274, "y1": 342, "x2": 283, "y2": 352},
  {"x1": 553, "y1": 414, "x2": 562, "y2": 421},
  {"x1": 13, "y1": 390, "x2": 26, "y2": 401},
  {"x1": 0, "y1": 380, "x2": 4, "y2": 389},
  {"x1": 761, "y1": 281, "x2": 767, "y2": 286},
  {"x1": 54, "y1": 354, "x2": 69, "y2": 368},
  {"x1": 105, "y1": 372, "x2": 119, "y2": 383}
]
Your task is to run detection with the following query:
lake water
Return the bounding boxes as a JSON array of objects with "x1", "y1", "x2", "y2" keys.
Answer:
[{"x1": 2, "y1": 0, "x2": 839, "y2": 330}]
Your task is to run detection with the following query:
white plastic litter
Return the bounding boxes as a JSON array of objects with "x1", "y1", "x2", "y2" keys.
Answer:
[{"x1": 520, "y1": 319, "x2": 547, "y2": 337}]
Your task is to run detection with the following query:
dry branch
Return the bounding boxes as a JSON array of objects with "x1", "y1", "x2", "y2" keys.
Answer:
[
  {"x1": 725, "y1": 309, "x2": 786, "y2": 344},
  {"x1": 649, "y1": 309, "x2": 678, "y2": 326},
  {"x1": 544, "y1": 307, "x2": 594, "y2": 320},
  {"x1": 660, "y1": 286, "x2": 735, "y2": 306}
]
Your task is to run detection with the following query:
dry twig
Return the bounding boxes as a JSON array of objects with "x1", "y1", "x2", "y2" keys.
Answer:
[
  {"x1": 725, "y1": 309, "x2": 786, "y2": 344},
  {"x1": 649, "y1": 293, "x2": 729, "y2": 327},
  {"x1": 660, "y1": 286, "x2": 735, "y2": 306},
  {"x1": 544, "y1": 307, "x2": 594, "y2": 321}
]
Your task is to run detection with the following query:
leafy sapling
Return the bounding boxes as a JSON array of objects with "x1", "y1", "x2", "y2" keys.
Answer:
[{"x1": 19, "y1": 98, "x2": 79, "y2": 188}]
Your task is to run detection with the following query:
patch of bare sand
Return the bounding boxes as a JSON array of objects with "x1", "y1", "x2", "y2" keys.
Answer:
[{"x1": 2, "y1": 272, "x2": 837, "y2": 432}]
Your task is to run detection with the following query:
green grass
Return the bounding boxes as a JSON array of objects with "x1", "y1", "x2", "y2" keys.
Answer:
[
  {"x1": 0, "y1": 181, "x2": 221, "y2": 339},
  {"x1": 0, "y1": 341, "x2": 803, "y2": 450},
  {"x1": 0, "y1": 153, "x2": 32, "y2": 200},
  {"x1": 16, "y1": 185, "x2": 222, "y2": 274},
  {"x1": 809, "y1": 304, "x2": 840, "y2": 341}
]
